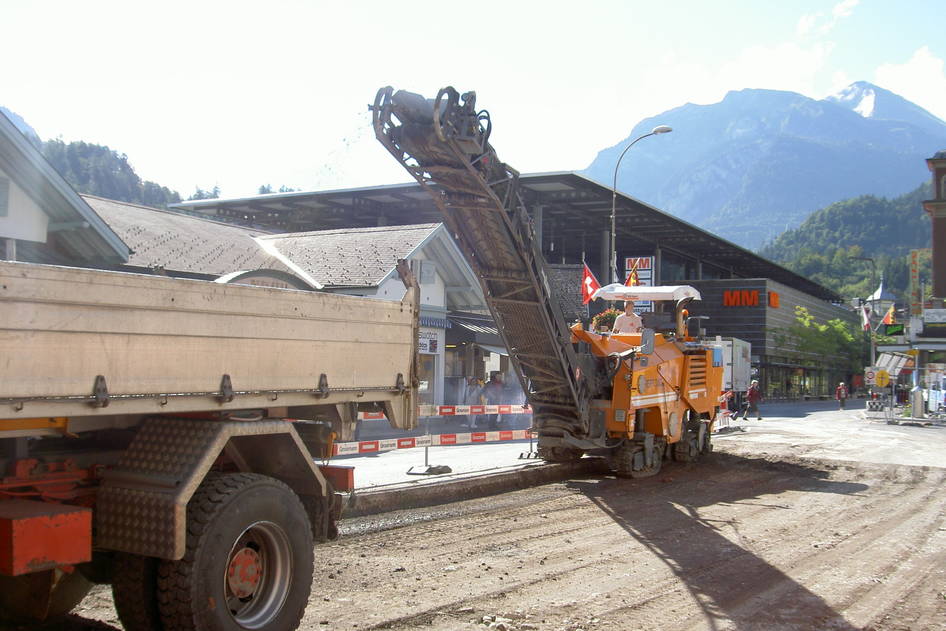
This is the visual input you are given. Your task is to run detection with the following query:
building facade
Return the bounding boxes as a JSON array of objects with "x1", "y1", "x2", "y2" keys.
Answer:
[{"x1": 687, "y1": 279, "x2": 857, "y2": 398}]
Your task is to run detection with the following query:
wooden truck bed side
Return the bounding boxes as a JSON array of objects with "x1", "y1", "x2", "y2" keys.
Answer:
[{"x1": 0, "y1": 261, "x2": 418, "y2": 426}]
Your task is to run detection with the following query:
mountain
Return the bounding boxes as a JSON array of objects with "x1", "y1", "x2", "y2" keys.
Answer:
[
  {"x1": 1, "y1": 106, "x2": 41, "y2": 147},
  {"x1": 759, "y1": 181, "x2": 932, "y2": 303},
  {"x1": 825, "y1": 81, "x2": 946, "y2": 138},
  {"x1": 42, "y1": 139, "x2": 181, "y2": 207},
  {"x1": 1, "y1": 106, "x2": 182, "y2": 207},
  {"x1": 583, "y1": 82, "x2": 946, "y2": 250}
]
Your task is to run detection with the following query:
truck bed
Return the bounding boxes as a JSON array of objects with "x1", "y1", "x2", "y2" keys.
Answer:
[{"x1": 0, "y1": 261, "x2": 417, "y2": 425}]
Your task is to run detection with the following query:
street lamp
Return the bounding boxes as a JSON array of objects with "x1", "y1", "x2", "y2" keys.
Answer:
[
  {"x1": 610, "y1": 125, "x2": 672, "y2": 283},
  {"x1": 849, "y1": 255, "x2": 879, "y2": 366},
  {"x1": 865, "y1": 277, "x2": 896, "y2": 366}
]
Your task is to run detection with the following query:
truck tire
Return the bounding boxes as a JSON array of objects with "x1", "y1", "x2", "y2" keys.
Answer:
[
  {"x1": 112, "y1": 553, "x2": 163, "y2": 631},
  {"x1": 156, "y1": 473, "x2": 314, "y2": 631}
]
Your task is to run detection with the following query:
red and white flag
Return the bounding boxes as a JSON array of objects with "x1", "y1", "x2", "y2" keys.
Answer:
[
  {"x1": 581, "y1": 263, "x2": 600, "y2": 305},
  {"x1": 860, "y1": 305, "x2": 871, "y2": 331}
]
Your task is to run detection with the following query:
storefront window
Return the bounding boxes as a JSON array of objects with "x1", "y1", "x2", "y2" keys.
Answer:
[
  {"x1": 418, "y1": 354, "x2": 436, "y2": 405},
  {"x1": 444, "y1": 347, "x2": 463, "y2": 376}
]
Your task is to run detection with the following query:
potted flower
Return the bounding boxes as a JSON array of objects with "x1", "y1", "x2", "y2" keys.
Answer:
[{"x1": 591, "y1": 307, "x2": 620, "y2": 333}]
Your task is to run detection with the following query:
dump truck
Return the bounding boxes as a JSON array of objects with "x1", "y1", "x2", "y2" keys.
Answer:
[
  {"x1": 372, "y1": 86, "x2": 724, "y2": 477},
  {"x1": 0, "y1": 260, "x2": 419, "y2": 628},
  {"x1": 0, "y1": 85, "x2": 725, "y2": 630}
]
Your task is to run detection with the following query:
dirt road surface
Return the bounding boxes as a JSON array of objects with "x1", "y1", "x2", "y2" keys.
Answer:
[{"x1": 66, "y1": 407, "x2": 946, "y2": 630}]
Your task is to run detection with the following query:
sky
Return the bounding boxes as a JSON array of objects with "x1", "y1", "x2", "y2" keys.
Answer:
[{"x1": 3, "y1": 0, "x2": 946, "y2": 199}]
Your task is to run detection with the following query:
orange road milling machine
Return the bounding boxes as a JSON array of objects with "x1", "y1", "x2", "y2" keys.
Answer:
[{"x1": 372, "y1": 85, "x2": 725, "y2": 478}]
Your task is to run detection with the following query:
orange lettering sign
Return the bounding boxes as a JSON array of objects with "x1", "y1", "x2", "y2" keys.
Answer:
[
  {"x1": 768, "y1": 291, "x2": 780, "y2": 308},
  {"x1": 723, "y1": 289, "x2": 760, "y2": 307}
]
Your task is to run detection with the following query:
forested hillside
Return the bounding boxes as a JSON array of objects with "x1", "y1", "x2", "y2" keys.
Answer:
[
  {"x1": 760, "y1": 182, "x2": 932, "y2": 303},
  {"x1": 41, "y1": 139, "x2": 182, "y2": 207}
]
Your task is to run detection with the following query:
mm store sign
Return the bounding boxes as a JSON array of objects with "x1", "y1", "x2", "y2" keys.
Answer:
[{"x1": 722, "y1": 289, "x2": 780, "y2": 308}]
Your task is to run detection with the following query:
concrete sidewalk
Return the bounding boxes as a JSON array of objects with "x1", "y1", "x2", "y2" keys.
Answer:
[
  {"x1": 353, "y1": 409, "x2": 533, "y2": 441},
  {"x1": 338, "y1": 399, "x2": 856, "y2": 517}
]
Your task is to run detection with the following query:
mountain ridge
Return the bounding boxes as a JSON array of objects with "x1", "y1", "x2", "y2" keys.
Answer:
[{"x1": 583, "y1": 82, "x2": 946, "y2": 249}]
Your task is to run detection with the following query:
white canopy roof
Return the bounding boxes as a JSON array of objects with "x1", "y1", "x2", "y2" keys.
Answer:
[{"x1": 592, "y1": 283, "x2": 701, "y2": 303}]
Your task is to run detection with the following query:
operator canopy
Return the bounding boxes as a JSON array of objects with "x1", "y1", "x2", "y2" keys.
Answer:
[{"x1": 592, "y1": 283, "x2": 701, "y2": 303}]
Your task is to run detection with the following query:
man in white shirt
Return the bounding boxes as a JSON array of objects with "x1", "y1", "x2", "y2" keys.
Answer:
[{"x1": 612, "y1": 300, "x2": 643, "y2": 334}]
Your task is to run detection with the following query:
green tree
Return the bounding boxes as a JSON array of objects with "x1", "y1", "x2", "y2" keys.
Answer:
[
  {"x1": 42, "y1": 138, "x2": 182, "y2": 207},
  {"x1": 775, "y1": 306, "x2": 866, "y2": 373},
  {"x1": 188, "y1": 186, "x2": 220, "y2": 201},
  {"x1": 760, "y1": 182, "x2": 933, "y2": 304}
]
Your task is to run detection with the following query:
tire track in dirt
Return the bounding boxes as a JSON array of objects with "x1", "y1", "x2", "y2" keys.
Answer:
[
  {"x1": 63, "y1": 449, "x2": 946, "y2": 631},
  {"x1": 302, "y1": 455, "x2": 946, "y2": 631}
]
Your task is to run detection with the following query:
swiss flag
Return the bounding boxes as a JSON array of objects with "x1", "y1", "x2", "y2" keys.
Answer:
[{"x1": 581, "y1": 263, "x2": 600, "y2": 305}]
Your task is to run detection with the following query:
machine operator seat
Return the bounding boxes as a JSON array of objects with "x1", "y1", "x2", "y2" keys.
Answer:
[{"x1": 641, "y1": 311, "x2": 674, "y2": 336}]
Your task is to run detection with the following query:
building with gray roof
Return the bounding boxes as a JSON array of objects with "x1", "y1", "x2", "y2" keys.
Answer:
[{"x1": 0, "y1": 111, "x2": 128, "y2": 265}]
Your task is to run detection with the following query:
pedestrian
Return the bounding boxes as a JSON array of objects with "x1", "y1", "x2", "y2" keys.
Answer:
[
  {"x1": 612, "y1": 300, "x2": 643, "y2": 334},
  {"x1": 463, "y1": 376, "x2": 483, "y2": 428},
  {"x1": 741, "y1": 379, "x2": 763, "y2": 420},
  {"x1": 835, "y1": 381, "x2": 849, "y2": 410},
  {"x1": 482, "y1": 372, "x2": 505, "y2": 429}
]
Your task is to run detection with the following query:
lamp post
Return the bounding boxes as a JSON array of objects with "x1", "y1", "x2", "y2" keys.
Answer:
[
  {"x1": 865, "y1": 277, "x2": 896, "y2": 368},
  {"x1": 610, "y1": 125, "x2": 672, "y2": 284},
  {"x1": 850, "y1": 256, "x2": 878, "y2": 367}
]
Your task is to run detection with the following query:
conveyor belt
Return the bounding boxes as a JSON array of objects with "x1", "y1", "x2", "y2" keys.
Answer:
[{"x1": 372, "y1": 87, "x2": 592, "y2": 439}]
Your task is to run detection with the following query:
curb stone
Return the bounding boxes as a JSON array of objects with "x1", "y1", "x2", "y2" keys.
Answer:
[{"x1": 343, "y1": 457, "x2": 609, "y2": 518}]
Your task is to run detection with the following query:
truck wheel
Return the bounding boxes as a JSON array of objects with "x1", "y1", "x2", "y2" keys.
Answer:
[
  {"x1": 112, "y1": 553, "x2": 162, "y2": 631},
  {"x1": 156, "y1": 473, "x2": 314, "y2": 631}
]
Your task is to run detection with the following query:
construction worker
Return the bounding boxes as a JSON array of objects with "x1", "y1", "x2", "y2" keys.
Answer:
[{"x1": 613, "y1": 300, "x2": 643, "y2": 334}]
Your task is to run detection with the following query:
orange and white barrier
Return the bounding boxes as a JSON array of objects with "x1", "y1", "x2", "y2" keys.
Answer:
[
  {"x1": 357, "y1": 404, "x2": 532, "y2": 420},
  {"x1": 333, "y1": 428, "x2": 534, "y2": 456},
  {"x1": 713, "y1": 391, "x2": 734, "y2": 431}
]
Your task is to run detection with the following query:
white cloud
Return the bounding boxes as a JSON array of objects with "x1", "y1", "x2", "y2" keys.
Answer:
[
  {"x1": 830, "y1": 70, "x2": 854, "y2": 94},
  {"x1": 832, "y1": 0, "x2": 859, "y2": 20},
  {"x1": 875, "y1": 46, "x2": 946, "y2": 121},
  {"x1": 796, "y1": 12, "x2": 820, "y2": 37},
  {"x1": 798, "y1": 0, "x2": 859, "y2": 37}
]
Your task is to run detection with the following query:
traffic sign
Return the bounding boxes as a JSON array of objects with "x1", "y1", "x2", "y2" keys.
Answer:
[
  {"x1": 864, "y1": 367, "x2": 876, "y2": 385},
  {"x1": 875, "y1": 370, "x2": 890, "y2": 388}
]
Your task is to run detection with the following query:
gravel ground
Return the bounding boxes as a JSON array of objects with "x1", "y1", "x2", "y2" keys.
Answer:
[{"x1": 60, "y1": 406, "x2": 946, "y2": 630}]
